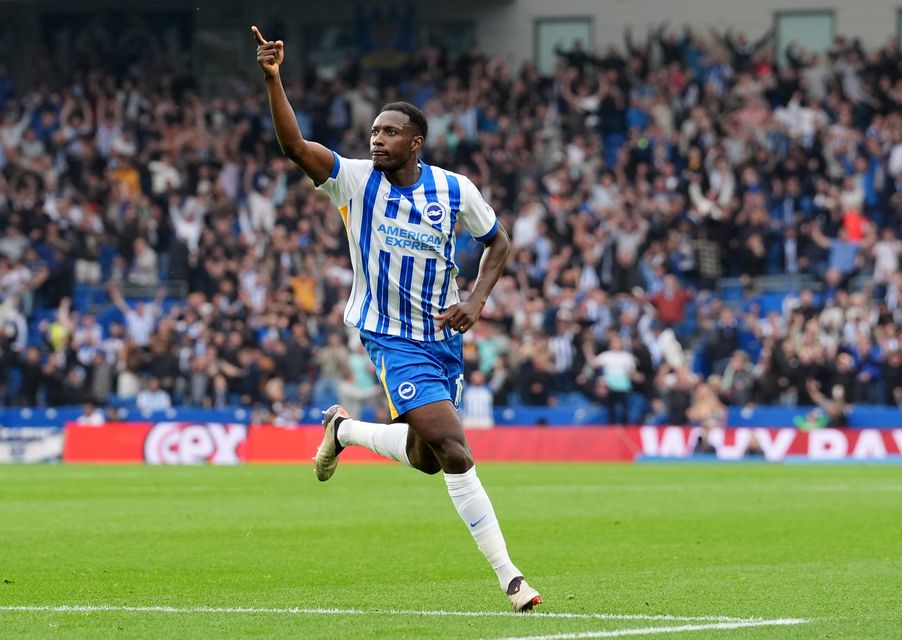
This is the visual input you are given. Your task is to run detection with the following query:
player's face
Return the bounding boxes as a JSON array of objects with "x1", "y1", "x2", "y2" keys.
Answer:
[{"x1": 370, "y1": 111, "x2": 422, "y2": 172}]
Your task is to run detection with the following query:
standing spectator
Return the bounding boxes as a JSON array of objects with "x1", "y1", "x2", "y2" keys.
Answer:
[
  {"x1": 650, "y1": 274, "x2": 693, "y2": 328},
  {"x1": 313, "y1": 332, "x2": 350, "y2": 409},
  {"x1": 705, "y1": 308, "x2": 741, "y2": 374},
  {"x1": 136, "y1": 376, "x2": 172, "y2": 413},
  {"x1": 127, "y1": 237, "x2": 159, "y2": 286},
  {"x1": 720, "y1": 350, "x2": 755, "y2": 406},
  {"x1": 108, "y1": 283, "x2": 163, "y2": 349},
  {"x1": 461, "y1": 370, "x2": 495, "y2": 429},
  {"x1": 116, "y1": 341, "x2": 143, "y2": 400},
  {"x1": 589, "y1": 334, "x2": 637, "y2": 425},
  {"x1": 14, "y1": 346, "x2": 44, "y2": 406},
  {"x1": 871, "y1": 227, "x2": 902, "y2": 285},
  {"x1": 547, "y1": 312, "x2": 579, "y2": 394},
  {"x1": 656, "y1": 363, "x2": 699, "y2": 425}
]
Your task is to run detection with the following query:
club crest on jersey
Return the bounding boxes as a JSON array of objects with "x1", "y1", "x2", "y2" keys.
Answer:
[
  {"x1": 423, "y1": 202, "x2": 447, "y2": 225},
  {"x1": 398, "y1": 381, "x2": 417, "y2": 400}
]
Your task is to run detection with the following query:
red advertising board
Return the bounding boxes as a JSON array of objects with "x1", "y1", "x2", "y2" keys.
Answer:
[
  {"x1": 63, "y1": 423, "x2": 902, "y2": 464},
  {"x1": 63, "y1": 423, "x2": 390, "y2": 464},
  {"x1": 636, "y1": 426, "x2": 902, "y2": 461},
  {"x1": 64, "y1": 422, "x2": 249, "y2": 464}
]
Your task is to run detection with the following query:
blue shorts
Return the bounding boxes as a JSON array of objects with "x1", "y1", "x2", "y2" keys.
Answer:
[{"x1": 359, "y1": 330, "x2": 464, "y2": 420}]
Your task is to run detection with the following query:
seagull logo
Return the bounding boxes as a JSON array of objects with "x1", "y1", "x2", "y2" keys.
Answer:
[
  {"x1": 398, "y1": 381, "x2": 417, "y2": 400},
  {"x1": 423, "y1": 202, "x2": 447, "y2": 224}
]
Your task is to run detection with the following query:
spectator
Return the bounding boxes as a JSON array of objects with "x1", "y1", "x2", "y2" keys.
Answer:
[
  {"x1": 313, "y1": 332, "x2": 350, "y2": 409},
  {"x1": 796, "y1": 379, "x2": 850, "y2": 429},
  {"x1": 108, "y1": 283, "x2": 163, "y2": 349},
  {"x1": 650, "y1": 274, "x2": 693, "y2": 328},
  {"x1": 76, "y1": 402, "x2": 106, "y2": 426},
  {"x1": 871, "y1": 227, "x2": 902, "y2": 285},
  {"x1": 336, "y1": 340, "x2": 386, "y2": 421},
  {"x1": 461, "y1": 370, "x2": 495, "y2": 429},
  {"x1": 656, "y1": 363, "x2": 698, "y2": 425},
  {"x1": 882, "y1": 349, "x2": 902, "y2": 406},
  {"x1": 588, "y1": 334, "x2": 637, "y2": 425},
  {"x1": 136, "y1": 377, "x2": 172, "y2": 413},
  {"x1": 687, "y1": 382, "x2": 727, "y2": 453},
  {"x1": 720, "y1": 350, "x2": 755, "y2": 406},
  {"x1": 128, "y1": 237, "x2": 159, "y2": 286},
  {"x1": 705, "y1": 308, "x2": 740, "y2": 374}
]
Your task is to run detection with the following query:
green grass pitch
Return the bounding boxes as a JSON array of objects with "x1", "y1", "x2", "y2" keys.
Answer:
[{"x1": 0, "y1": 463, "x2": 900, "y2": 639}]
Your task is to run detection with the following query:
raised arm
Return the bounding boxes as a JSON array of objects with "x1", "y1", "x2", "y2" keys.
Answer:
[
  {"x1": 107, "y1": 282, "x2": 131, "y2": 316},
  {"x1": 251, "y1": 26, "x2": 334, "y2": 185}
]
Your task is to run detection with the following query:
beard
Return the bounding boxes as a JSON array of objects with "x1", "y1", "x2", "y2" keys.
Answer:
[{"x1": 372, "y1": 153, "x2": 405, "y2": 172}]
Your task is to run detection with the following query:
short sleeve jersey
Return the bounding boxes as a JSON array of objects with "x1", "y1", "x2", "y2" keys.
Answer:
[{"x1": 316, "y1": 152, "x2": 499, "y2": 341}]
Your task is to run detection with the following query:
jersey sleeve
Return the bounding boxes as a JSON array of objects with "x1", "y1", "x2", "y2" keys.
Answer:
[
  {"x1": 456, "y1": 175, "x2": 499, "y2": 243},
  {"x1": 315, "y1": 151, "x2": 373, "y2": 206}
]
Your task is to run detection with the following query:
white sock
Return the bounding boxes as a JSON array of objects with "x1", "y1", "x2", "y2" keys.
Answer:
[
  {"x1": 444, "y1": 466, "x2": 521, "y2": 590},
  {"x1": 336, "y1": 419, "x2": 411, "y2": 467}
]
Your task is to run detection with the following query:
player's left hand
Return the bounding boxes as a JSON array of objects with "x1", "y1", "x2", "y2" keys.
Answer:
[{"x1": 436, "y1": 299, "x2": 482, "y2": 334}]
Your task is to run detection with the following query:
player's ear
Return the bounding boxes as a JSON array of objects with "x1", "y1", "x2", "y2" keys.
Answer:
[{"x1": 411, "y1": 135, "x2": 424, "y2": 153}]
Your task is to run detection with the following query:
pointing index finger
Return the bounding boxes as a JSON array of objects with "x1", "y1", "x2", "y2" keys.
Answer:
[{"x1": 251, "y1": 25, "x2": 267, "y2": 46}]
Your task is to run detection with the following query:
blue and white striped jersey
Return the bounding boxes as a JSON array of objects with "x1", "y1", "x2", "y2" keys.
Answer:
[{"x1": 317, "y1": 151, "x2": 499, "y2": 342}]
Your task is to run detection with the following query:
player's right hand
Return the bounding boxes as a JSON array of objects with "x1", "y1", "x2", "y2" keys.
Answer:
[{"x1": 251, "y1": 26, "x2": 284, "y2": 78}]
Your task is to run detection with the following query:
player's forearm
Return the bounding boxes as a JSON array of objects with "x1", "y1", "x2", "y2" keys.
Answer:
[
  {"x1": 265, "y1": 74, "x2": 306, "y2": 162},
  {"x1": 468, "y1": 228, "x2": 510, "y2": 308}
]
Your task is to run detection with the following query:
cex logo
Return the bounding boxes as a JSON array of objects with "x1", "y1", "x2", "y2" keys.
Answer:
[{"x1": 143, "y1": 423, "x2": 247, "y2": 465}]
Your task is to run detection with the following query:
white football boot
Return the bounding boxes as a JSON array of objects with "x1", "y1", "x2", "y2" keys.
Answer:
[
  {"x1": 313, "y1": 405, "x2": 349, "y2": 481},
  {"x1": 507, "y1": 576, "x2": 542, "y2": 612}
]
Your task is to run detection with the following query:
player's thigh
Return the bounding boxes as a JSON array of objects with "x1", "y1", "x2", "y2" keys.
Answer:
[{"x1": 405, "y1": 400, "x2": 468, "y2": 446}]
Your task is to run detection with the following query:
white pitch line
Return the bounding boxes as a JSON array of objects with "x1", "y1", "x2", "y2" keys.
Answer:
[
  {"x1": 494, "y1": 618, "x2": 809, "y2": 640},
  {"x1": 0, "y1": 604, "x2": 764, "y2": 623}
]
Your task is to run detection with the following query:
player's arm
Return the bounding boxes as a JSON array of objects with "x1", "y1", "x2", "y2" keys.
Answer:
[
  {"x1": 437, "y1": 225, "x2": 510, "y2": 334},
  {"x1": 251, "y1": 26, "x2": 333, "y2": 185}
]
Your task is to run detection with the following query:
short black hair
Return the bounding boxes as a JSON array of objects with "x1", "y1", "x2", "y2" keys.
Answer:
[{"x1": 380, "y1": 101, "x2": 428, "y2": 140}]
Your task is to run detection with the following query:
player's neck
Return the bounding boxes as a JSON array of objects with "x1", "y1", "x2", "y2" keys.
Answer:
[{"x1": 384, "y1": 160, "x2": 422, "y2": 188}]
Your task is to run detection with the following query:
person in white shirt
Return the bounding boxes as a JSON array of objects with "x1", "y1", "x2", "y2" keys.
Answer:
[
  {"x1": 109, "y1": 283, "x2": 163, "y2": 349},
  {"x1": 872, "y1": 227, "x2": 902, "y2": 284},
  {"x1": 127, "y1": 237, "x2": 159, "y2": 286},
  {"x1": 136, "y1": 377, "x2": 172, "y2": 413},
  {"x1": 461, "y1": 370, "x2": 495, "y2": 429},
  {"x1": 76, "y1": 402, "x2": 106, "y2": 426},
  {"x1": 168, "y1": 192, "x2": 206, "y2": 254},
  {"x1": 591, "y1": 334, "x2": 638, "y2": 425}
]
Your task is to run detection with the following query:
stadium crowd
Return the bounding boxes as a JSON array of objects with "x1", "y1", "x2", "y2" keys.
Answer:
[{"x1": 2, "y1": 23, "x2": 902, "y2": 427}]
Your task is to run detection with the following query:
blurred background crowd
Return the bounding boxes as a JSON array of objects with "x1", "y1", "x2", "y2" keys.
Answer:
[{"x1": 2, "y1": 22, "x2": 902, "y2": 427}]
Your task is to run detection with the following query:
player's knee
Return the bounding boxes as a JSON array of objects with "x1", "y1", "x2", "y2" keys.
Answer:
[
  {"x1": 410, "y1": 452, "x2": 442, "y2": 475},
  {"x1": 431, "y1": 436, "x2": 473, "y2": 473},
  {"x1": 418, "y1": 460, "x2": 442, "y2": 475}
]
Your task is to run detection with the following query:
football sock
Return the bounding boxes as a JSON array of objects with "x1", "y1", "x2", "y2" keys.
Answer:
[
  {"x1": 444, "y1": 466, "x2": 521, "y2": 590},
  {"x1": 336, "y1": 419, "x2": 411, "y2": 467}
]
